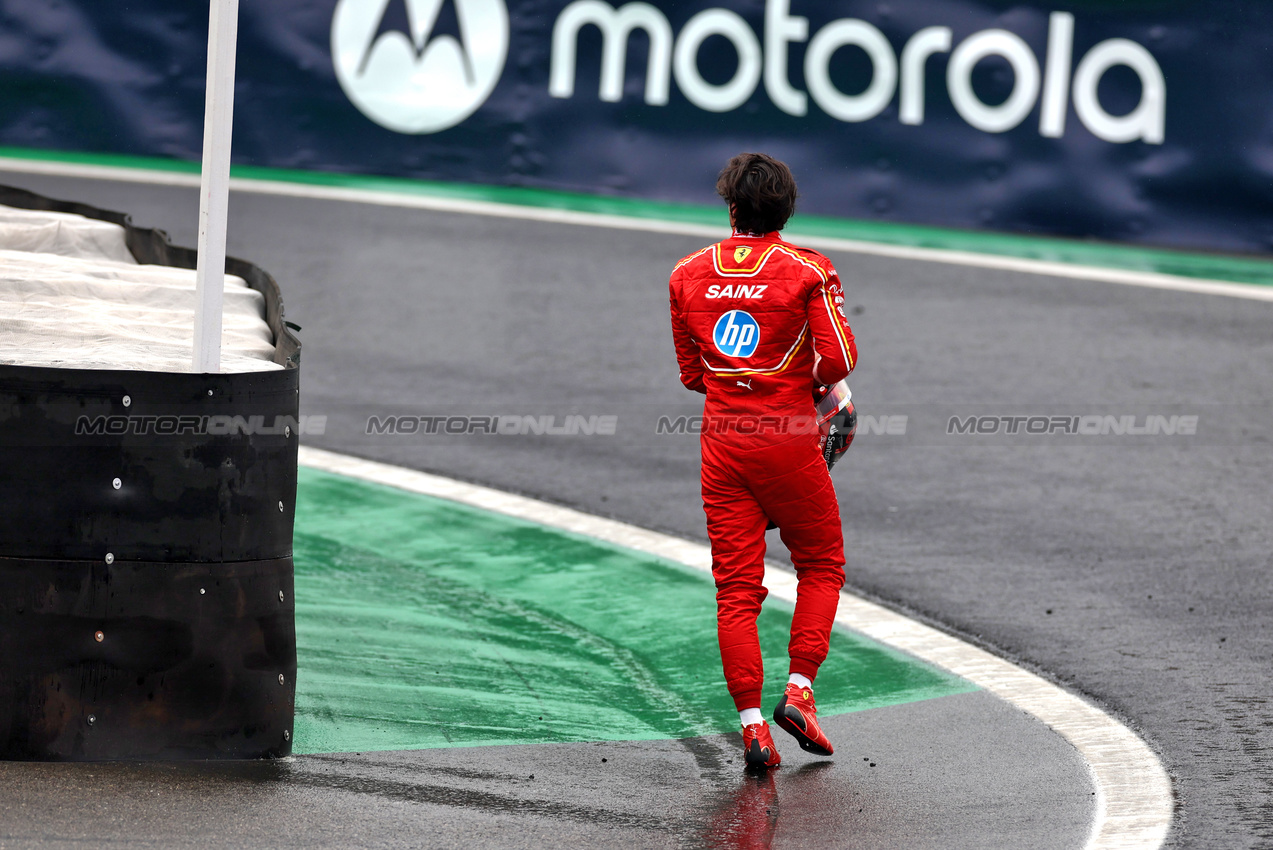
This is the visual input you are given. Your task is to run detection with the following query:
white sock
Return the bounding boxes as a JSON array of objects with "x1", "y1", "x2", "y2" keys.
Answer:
[
  {"x1": 739, "y1": 707, "x2": 764, "y2": 727},
  {"x1": 788, "y1": 673, "x2": 813, "y2": 690}
]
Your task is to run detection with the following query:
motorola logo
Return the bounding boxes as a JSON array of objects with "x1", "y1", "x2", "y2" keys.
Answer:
[
  {"x1": 332, "y1": 0, "x2": 509, "y2": 134},
  {"x1": 549, "y1": 2, "x2": 1165, "y2": 144}
]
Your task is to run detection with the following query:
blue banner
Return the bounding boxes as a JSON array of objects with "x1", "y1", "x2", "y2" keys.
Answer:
[{"x1": 1, "y1": 1, "x2": 1269, "y2": 253}]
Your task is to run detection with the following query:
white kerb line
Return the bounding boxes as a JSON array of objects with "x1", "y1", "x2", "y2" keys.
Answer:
[{"x1": 192, "y1": 0, "x2": 240, "y2": 373}]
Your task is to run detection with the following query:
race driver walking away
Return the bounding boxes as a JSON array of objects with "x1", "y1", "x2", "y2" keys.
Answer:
[{"x1": 668, "y1": 153, "x2": 857, "y2": 769}]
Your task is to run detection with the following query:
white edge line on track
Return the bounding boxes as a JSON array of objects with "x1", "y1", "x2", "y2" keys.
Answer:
[
  {"x1": 2, "y1": 154, "x2": 1271, "y2": 303},
  {"x1": 297, "y1": 445, "x2": 1172, "y2": 850}
]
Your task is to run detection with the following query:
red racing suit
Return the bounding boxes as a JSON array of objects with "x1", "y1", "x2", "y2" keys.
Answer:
[{"x1": 669, "y1": 231, "x2": 857, "y2": 711}]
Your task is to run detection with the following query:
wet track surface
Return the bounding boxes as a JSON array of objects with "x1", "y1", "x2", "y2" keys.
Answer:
[
  {"x1": 2, "y1": 172, "x2": 1271, "y2": 848},
  {"x1": 0, "y1": 693, "x2": 1088, "y2": 849}
]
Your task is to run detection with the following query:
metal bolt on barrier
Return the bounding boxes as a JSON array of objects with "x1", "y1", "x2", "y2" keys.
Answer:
[
  {"x1": 104, "y1": 553, "x2": 114, "y2": 564},
  {"x1": 94, "y1": 631, "x2": 104, "y2": 643},
  {"x1": 87, "y1": 715, "x2": 96, "y2": 727},
  {"x1": 278, "y1": 501, "x2": 284, "y2": 512},
  {"x1": 207, "y1": 389, "x2": 214, "y2": 396},
  {"x1": 278, "y1": 591, "x2": 285, "y2": 602},
  {"x1": 200, "y1": 588, "x2": 206, "y2": 595},
  {"x1": 278, "y1": 674, "x2": 285, "y2": 685},
  {"x1": 285, "y1": 425, "x2": 291, "y2": 438},
  {"x1": 112, "y1": 478, "x2": 121, "y2": 490},
  {"x1": 283, "y1": 730, "x2": 291, "y2": 741},
  {"x1": 122, "y1": 395, "x2": 131, "y2": 407}
]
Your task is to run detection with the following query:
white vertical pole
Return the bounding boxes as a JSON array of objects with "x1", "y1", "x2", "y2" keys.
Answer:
[{"x1": 192, "y1": 0, "x2": 240, "y2": 373}]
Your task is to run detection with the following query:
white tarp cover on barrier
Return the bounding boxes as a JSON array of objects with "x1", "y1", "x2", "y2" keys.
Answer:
[{"x1": 0, "y1": 204, "x2": 279, "y2": 372}]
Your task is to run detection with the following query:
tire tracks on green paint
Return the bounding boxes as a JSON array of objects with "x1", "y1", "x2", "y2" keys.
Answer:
[{"x1": 290, "y1": 465, "x2": 975, "y2": 755}]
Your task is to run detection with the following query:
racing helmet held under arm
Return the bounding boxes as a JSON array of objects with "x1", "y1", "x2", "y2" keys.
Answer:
[{"x1": 815, "y1": 380, "x2": 856, "y2": 471}]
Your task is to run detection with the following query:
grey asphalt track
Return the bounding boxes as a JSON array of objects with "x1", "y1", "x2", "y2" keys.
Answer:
[
  {"x1": 0, "y1": 693, "x2": 1089, "y2": 849},
  {"x1": 3, "y1": 171, "x2": 1271, "y2": 848}
]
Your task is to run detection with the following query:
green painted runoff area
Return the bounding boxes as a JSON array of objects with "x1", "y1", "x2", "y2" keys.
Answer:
[
  {"x1": 4, "y1": 144, "x2": 1273, "y2": 287},
  {"x1": 291, "y1": 466, "x2": 974, "y2": 754}
]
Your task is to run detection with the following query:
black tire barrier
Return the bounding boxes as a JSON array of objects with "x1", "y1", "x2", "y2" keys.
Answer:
[{"x1": 0, "y1": 185, "x2": 301, "y2": 760}]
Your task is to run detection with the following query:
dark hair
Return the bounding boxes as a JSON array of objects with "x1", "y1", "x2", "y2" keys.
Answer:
[{"x1": 716, "y1": 152, "x2": 798, "y2": 234}]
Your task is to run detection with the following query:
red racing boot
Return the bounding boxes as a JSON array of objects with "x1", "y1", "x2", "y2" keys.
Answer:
[
  {"x1": 773, "y1": 683, "x2": 834, "y2": 756},
  {"x1": 741, "y1": 722, "x2": 782, "y2": 769}
]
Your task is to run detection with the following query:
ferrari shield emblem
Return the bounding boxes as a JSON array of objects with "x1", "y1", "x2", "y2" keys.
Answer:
[{"x1": 734, "y1": 246, "x2": 752, "y2": 263}]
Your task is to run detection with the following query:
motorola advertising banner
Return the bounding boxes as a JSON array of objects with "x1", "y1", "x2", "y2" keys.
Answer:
[{"x1": 1, "y1": 1, "x2": 1270, "y2": 253}]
